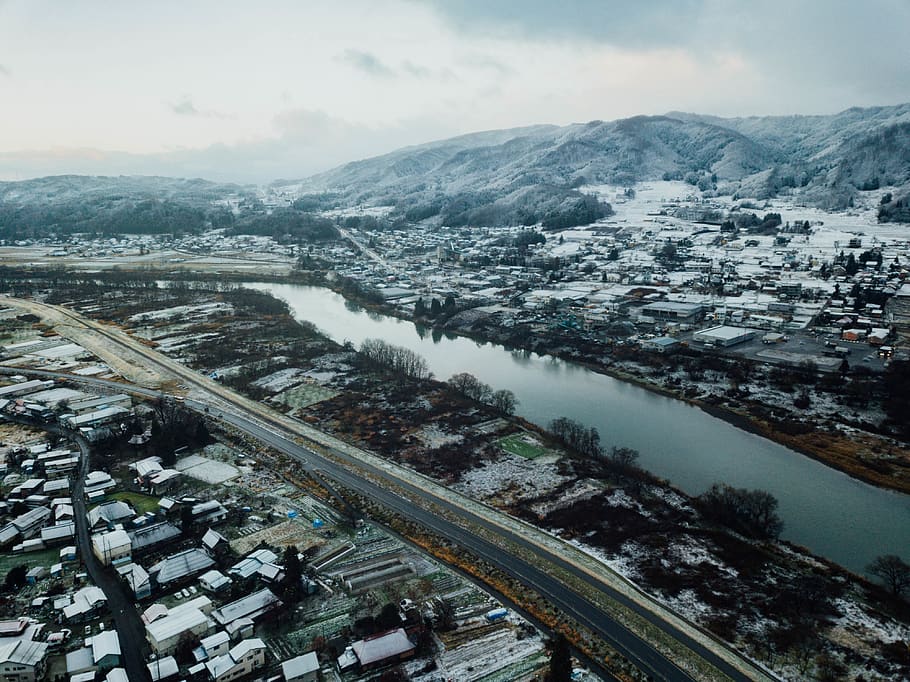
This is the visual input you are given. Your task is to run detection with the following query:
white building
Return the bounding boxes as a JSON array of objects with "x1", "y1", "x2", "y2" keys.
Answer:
[
  {"x1": 282, "y1": 651, "x2": 319, "y2": 682},
  {"x1": 0, "y1": 639, "x2": 49, "y2": 681},
  {"x1": 146, "y1": 600, "x2": 215, "y2": 655},
  {"x1": 205, "y1": 638, "x2": 267, "y2": 682},
  {"x1": 92, "y1": 530, "x2": 132, "y2": 566}
]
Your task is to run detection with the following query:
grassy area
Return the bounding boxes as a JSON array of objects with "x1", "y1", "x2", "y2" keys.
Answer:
[
  {"x1": 101, "y1": 491, "x2": 160, "y2": 515},
  {"x1": 497, "y1": 432, "x2": 550, "y2": 460},
  {"x1": 274, "y1": 383, "x2": 339, "y2": 409},
  {"x1": 0, "y1": 547, "x2": 61, "y2": 575}
]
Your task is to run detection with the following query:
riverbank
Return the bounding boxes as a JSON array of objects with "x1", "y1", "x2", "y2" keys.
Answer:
[{"x1": 308, "y1": 271, "x2": 910, "y2": 497}]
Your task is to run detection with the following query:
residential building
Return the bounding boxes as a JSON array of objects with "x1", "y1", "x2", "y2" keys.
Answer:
[
  {"x1": 348, "y1": 628, "x2": 415, "y2": 671},
  {"x1": 282, "y1": 651, "x2": 319, "y2": 682},
  {"x1": 212, "y1": 589, "x2": 282, "y2": 627},
  {"x1": 146, "y1": 600, "x2": 215, "y2": 655},
  {"x1": 205, "y1": 638, "x2": 267, "y2": 682},
  {"x1": 92, "y1": 529, "x2": 132, "y2": 566},
  {"x1": 149, "y1": 548, "x2": 215, "y2": 588}
]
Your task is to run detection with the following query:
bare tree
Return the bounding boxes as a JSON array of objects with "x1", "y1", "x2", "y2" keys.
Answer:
[
  {"x1": 448, "y1": 372, "x2": 492, "y2": 402},
  {"x1": 867, "y1": 554, "x2": 910, "y2": 597},
  {"x1": 490, "y1": 389, "x2": 518, "y2": 416}
]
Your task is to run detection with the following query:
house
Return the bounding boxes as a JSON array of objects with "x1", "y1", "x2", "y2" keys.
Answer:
[
  {"x1": 0, "y1": 507, "x2": 52, "y2": 547},
  {"x1": 39, "y1": 521, "x2": 75, "y2": 546},
  {"x1": 224, "y1": 617, "x2": 253, "y2": 642},
  {"x1": 229, "y1": 549, "x2": 278, "y2": 580},
  {"x1": 68, "y1": 632, "x2": 121, "y2": 677},
  {"x1": 201, "y1": 529, "x2": 229, "y2": 557},
  {"x1": 198, "y1": 570, "x2": 232, "y2": 594},
  {"x1": 116, "y1": 563, "x2": 151, "y2": 600},
  {"x1": 105, "y1": 668, "x2": 130, "y2": 682},
  {"x1": 128, "y1": 522, "x2": 181, "y2": 556},
  {"x1": 146, "y1": 655, "x2": 179, "y2": 682},
  {"x1": 212, "y1": 588, "x2": 282, "y2": 627},
  {"x1": 0, "y1": 639, "x2": 48, "y2": 681},
  {"x1": 148, "y1": 469, "x2": 181, "y2": 493},
  {"x1": 88, "y1": 501, "x2": 136, "y2": 531},
  {"x1": 282, "y1": 651, "x2": 320, "y2": 682},
  {"x1": 62, "y1": 586, "x2": 107, "y2": 622},
  {"x1": 191, "y1": 500, "x2": 228, "y2": 525},
  {"x1": 192, "y1": 630, "x2": 230, "y2": 662},
  {"x1": 84, "y1": 471, "x2": 117, "y2": 495},
  {"x1": 149, "y1": 548, "x2": 215, "y2": 588},
  {"x1": 89, "y1": 630, "x2": 122, "y2": 670},
  {"x1": 92, "y1": 529, "x2": 132, "y2": 566},
  {"x1": 347, "y1": 628, "x2": 415, "y2": 672},
  {"x1": 205, "y1": 638, "x2": 267, "y2": 682},
  {"x1": 146, "y1": 598, "x2": 214, "y2": 655},
  {"x1": 65, "y1": 645, "x2": 96, "y2": 677}
]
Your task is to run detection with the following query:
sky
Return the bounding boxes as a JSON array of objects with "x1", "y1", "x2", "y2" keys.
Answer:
[{"x1": 0, "y1": 0, "x2": 908, "y2": 183}]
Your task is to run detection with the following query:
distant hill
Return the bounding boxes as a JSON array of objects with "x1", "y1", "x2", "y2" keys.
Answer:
[
  {"x1": 0, "y1": 176, "x2": 253, "y2": 240},
  {"x1": 0, "y1": 176, "x2": 338, "y2": 243},
  {"x1": 4, "y1": 105, "x2": 910, "y2": 238},
  {"x1": 279, "y1": 103, "x2": 910, "y2": 224}
]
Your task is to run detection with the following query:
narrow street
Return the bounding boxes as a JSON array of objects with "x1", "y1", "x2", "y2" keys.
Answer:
[{"x1": 65, "y1": 426, "x2": 153, "y2": 682}]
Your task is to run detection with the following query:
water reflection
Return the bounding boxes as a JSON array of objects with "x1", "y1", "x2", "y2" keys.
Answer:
[{"x1": 247, "y1": 282, "x2": 910, "y2": 574}]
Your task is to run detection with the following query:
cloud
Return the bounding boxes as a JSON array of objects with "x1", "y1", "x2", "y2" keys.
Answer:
[
  {"x1": 168, "y1": 96, "x2": 232, "y2": 120},
  {"x1": 0, "y1": 64, "x2": 10, "y2": 77},
  {"x1": 0, "y1": 109, "x2": 456, "y2": 184},
  {"x1": 421, "y1": 0, "x2": 701, "y2": 48},
  {"x1": 424, "y1": 0, "x2": 910, "y2": 110},
  {"x1": 337, "y1": 49, "x2": 395, "y2": 77},
  {"x1": 401, "y1": 60, "x2": 457, "y2": 82}
]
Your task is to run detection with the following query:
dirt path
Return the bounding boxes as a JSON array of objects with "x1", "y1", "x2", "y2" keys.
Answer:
[{"x1": 1, "y1": 297, "x2": 166, "y2": 388}]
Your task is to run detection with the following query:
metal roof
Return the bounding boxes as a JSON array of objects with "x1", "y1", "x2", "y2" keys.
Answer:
[
  {"x1": 212, "y1": 588, "x2": 281, "y2": 626},
  {"x1": 149, "y1": 548, "x2": 215, "y2": 585},
  {"x1": 128, "y1": 522, "x2": 181, "y2": 552},
  {"x1": 282, "y1": 651, "x2": 319, "y2": 678},
  {"x1": 352, "y1": 628, "x2": 414, "y2": 666}
]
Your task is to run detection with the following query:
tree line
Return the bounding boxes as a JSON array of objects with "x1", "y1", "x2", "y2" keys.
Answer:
[
  {"x1": 447, "y1": 372, "x2": 518, "y2": 415},
  {"x1": 358, "y1": 338, "x2": 430, "y2": 381}
]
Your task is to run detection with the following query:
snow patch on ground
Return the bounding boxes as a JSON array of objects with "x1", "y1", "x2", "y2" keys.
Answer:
[
  {"x1": 662, "y1": 588, "x2": 715, "y2": 622},
  {"x1": 530, "y1": 478, "x2": 601, "y2": 516},
  {"x1": 668, "y1": 537, "x2": 737, "y2": 577},
  {"x1": 251, "y1": 367, "x2": 306, "y2": 392},
  {"x1": 414, "y1": 424, "x2": 464, "y2": 449},
  {"x1": 832, "y1": 598, "x2": 910, "y2": 644},
  {"x1": 453, "y1": 454, "x2": 571, "y2": 500},
  {"x1": 128, "y1": 301, "x2": 233, "y2": 323}
]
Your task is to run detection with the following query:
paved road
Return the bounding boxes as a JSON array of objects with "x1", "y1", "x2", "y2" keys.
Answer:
[
  {"x1": 10, "y1": 417, "x2": 153, "y2": 682},
  {"x1": 0, "y1": 301, "x2": 777, "y2": 681}
]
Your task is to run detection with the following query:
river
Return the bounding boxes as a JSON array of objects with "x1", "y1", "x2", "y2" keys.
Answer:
[{"x1": 248, "y1": 282, "x2": 909, "y2": 574}]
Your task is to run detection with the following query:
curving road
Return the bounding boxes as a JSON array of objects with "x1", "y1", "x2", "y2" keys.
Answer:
[
  {"x1": 0, "y1": 299, "x2": 778, "y2": 682},
  {"x1": 4, "y1": 415, "x2": 153, "y2": 682}
]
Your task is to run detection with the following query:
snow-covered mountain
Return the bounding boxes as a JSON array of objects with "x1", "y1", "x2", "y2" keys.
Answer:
[{"x1": 280, "y1": 104, "x2": 910, "y2": 225}]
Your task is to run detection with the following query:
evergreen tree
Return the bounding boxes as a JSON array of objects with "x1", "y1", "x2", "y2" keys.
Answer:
[{"x1": 547, "y1": 633, "x2": 572, "y2": 682}]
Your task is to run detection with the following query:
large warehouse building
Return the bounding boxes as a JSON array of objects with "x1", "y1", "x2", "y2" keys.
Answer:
[{"x1": 692, "y1": 325, "x2": 756, "y2": 347}]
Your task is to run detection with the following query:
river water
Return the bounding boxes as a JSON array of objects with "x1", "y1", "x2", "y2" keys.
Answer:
[{"x1": 248, "y1": 282, "x2": 909, "y2": 574}]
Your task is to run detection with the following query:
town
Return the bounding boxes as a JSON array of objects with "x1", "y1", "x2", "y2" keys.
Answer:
[{"x1": 0, "y1": 329, "x2": 558, "y2": 682}]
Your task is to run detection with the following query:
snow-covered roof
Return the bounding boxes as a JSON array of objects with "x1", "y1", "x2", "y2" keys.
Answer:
[{"x1": 352, "y1": 628, "x2": 414, "y2": 666}]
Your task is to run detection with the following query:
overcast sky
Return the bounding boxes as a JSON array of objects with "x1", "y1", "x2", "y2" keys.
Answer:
[{"x1": 1, "y1": 0, "x2": 908, "y2": 183}]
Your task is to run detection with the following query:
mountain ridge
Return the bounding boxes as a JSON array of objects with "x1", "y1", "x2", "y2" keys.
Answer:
[{"x1": 276, "y1": 103, "x2": 910, "y2": 224}]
